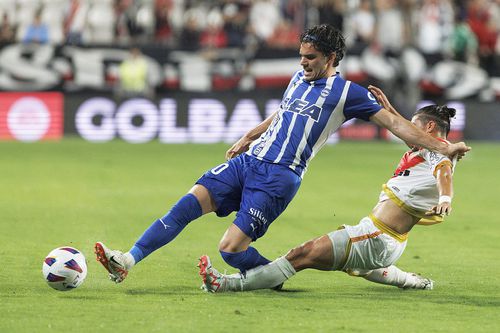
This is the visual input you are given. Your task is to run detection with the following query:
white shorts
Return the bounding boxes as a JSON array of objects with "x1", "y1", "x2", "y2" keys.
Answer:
[{"x1": 327, "y1": 216, "x2": 407, "y2": 271}]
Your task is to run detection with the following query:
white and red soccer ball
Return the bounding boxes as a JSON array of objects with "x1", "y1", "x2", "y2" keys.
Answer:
[{"x1": 42, "y1": 247, "x2": 87, "y2": 291}]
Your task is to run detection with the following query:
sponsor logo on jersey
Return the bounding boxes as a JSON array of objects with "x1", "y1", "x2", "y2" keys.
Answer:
[
  {"x1": 249, "y1": 208, "x2": 268, "y2": 225},
  {"x1": 284, "y1": 98, "x2": 323, "y2": 122},
  {"x1": 428, "y1": 151, "x2": 441, "y2": 164},
  {"x1": 253, "y1": 141, "x2": 265, "y2": 155},
  {"x1": 320, "y1": 87, "x2": 331, "y2": 98}
]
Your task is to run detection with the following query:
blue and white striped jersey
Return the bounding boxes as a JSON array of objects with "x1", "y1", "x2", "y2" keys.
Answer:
[{"x1": 247, "y1": 70, "x2": 382, "y2": 177}]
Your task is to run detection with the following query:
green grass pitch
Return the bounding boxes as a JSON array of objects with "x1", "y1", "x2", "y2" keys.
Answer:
[{"x1": 0, "y1": 139, "x2": 499, "y2": 332}]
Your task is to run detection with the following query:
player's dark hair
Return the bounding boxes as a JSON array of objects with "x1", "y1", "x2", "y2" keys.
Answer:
[
  {"x1": 300, "y1": 24, "x2": 346, "y2": 67},
  {"x1": 414, "y1": 105, "x2": 456, "y2": 136}
]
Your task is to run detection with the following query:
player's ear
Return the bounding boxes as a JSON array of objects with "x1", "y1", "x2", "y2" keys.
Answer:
[
  {"x1": 426, "y1": 120, "x2": 436, "y2": 133},
  {"x1": 328, "y1": 52, "x2": 336, "y2": 66}
]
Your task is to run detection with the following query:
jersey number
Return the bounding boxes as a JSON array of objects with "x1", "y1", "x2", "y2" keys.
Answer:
[
  {"x1": 394, "y1": 170, "x2": 411, "y2": 177},
  {"x1": 211, "y1": 163, "x2": 229, "y2": 175}
]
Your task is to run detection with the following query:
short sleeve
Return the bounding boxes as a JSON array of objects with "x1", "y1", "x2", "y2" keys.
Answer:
[
  {"x1": 343, "y1": 82, "x2": 383, "y2": 121},
  {"x1": 420, "y1": 149, "x2": 453, "y2": 176}
]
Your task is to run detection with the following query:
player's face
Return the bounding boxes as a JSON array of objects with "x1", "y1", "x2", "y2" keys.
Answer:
[
  {"x1": 411, "y1": 115, "x2": 425, "y2": 130},
  {"x1": 409, "y1": 115, "x2": 427, "y2": 150},
  {"x1": 299, "y1": 42, "x2": 334, "y2": 81},
  {"x1": 412, "y1": 115, "x2": 436, "y2": 134}
]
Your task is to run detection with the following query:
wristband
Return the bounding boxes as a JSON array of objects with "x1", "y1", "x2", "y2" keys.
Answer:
[{"x1": 439, "y1": 195, "x2": 452, "y2": 204}]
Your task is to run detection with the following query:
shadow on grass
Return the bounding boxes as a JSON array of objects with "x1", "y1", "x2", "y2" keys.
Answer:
[
  {"x1": 123, "y1": 286, "x2": 308, "y2": 297},
  {"x1": 125, "y1": 286, "x2": 200, "y2": 296},
  {"x1": 120, "y1": 284, "x2": 499, "y2": 308},
  {"x1": 272, "y1": 288, "x2": 307, "y2": 293},
  {"x1": 56, "y1": 295, "x2": 104, "y2": 300},
  {"x1": 332, "y1": 286, "x2": 500, "y2": 308}
]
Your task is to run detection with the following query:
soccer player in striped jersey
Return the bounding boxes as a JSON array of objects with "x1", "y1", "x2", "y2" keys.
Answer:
[
  {"x1": 198, "y1": 90, "x2": 459, "y2": 292},
  {"x1": 95, "y1": 24, "x2": 470, "y2": 284}
]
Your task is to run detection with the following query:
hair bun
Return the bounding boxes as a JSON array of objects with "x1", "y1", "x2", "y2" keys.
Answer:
[{"x1": 438, "y1": 106, "x2": 456, "y2": 120}]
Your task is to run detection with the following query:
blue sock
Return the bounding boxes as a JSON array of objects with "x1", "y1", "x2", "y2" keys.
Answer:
[
  {"x1": 129, "y1": 193, "x2": 202, "y2": 264},
  {"x1": 220, "y1": 247, "x2": 271, "y2": 272}
]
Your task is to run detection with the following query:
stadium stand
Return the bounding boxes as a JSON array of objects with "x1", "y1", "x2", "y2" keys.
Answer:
[{"x1": 0, "y1": 0, "x2": 498, "y2": 101}]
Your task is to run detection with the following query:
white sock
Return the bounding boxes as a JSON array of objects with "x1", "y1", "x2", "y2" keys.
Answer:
[
  {"x1": 123, "y1": 252, "x2": 136, "y2": 270},
  {"x1": 237, "y1": 256, "x2": 296, "y2": 291},
  {"x1": 363, "y1": 265, "x2": 423, "y2": 289}
]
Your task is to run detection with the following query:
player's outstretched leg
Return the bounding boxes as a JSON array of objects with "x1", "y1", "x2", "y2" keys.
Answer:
[
  {"x1": 349, "y1": 266, "x2": 434, "y2": 290},
  {"x1": 128, "y1": 193, "x2": 203, "y2": 265},
  {"x1": 94, "y1": 242, "x2": 135, "y2": 283},
  {"x1": 199, "y1": 234, "x2": 336, "y2": 293},
  {"x1": 95, "y1": 190, "x2": 206, "y2": 283},
  {"x1": 198, "y1": 254, "x2": 296, "y2": 293}
]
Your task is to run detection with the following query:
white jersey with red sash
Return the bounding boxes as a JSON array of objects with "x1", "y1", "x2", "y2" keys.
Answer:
[{"x1": 379, "y1": 138, "x2": 455, "y2": 225}]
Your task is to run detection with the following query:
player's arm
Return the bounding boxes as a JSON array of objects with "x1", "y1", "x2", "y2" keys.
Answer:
[
  {"x1": 370, "y1": 108, "x2": 470, "y2": 159},
  {"x1": 225, "y1": 111, "x2": 278, "y2": 160},
  {"x1": 426, "y1": 163, "x2": 454, "y2": 216},
  {"x1": 368, "y1": 85, "x2": 471, "y2": 159}
]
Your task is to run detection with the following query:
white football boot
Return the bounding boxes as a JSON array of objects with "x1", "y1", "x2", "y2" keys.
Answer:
[
  {"x1": 94, "y1": 242, "x2": 129, "y2": 283},
  {"x1": 404, "y1": 273, "x2": 434, "y2": 290}
]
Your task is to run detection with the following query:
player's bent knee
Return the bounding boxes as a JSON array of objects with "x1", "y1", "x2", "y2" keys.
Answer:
[
  {"x1": 218, "y1": 236, "x2": 250, "y2": 253},
  {"x1": 218, "y1": 239, "x2": 244, "y2": 253},
  {"x1": 218, "y1": 224, "x2": 252, "y2": 253},
  {"x1": 188, "y1": 184, "x2": 216, "y2": 215}
]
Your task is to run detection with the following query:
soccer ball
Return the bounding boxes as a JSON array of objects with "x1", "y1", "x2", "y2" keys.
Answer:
[{"x1": 42, "y1": 247, "x2": 87, "y2": 291}]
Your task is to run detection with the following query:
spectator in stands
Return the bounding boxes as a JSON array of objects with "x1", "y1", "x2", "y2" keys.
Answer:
[
  {"x1": 200, "y1": 10, "x2": 228, "y2": 50},
  {"x1": 249, "y1": 0, "x2": 281, "y2": 43},
  {"x1": 447, "y1": 13, "x2": 478, "y2": 63},
  {"x1": 222, "y1": 1, "x2": 249, "y2": 49},
  {"x1": 0, "y1": 13, "x2": 15, "y2": 45},
  {"x1": 179, "y1": 12, "x2": 201, "y2": 51},
  {"x1": 281, "y1": 0, "x2": 307, "y2": 33},
  {"x1": 265, "y1": 19, "x2": 300, "y2": 49},
  {"x1": 64, "y1": 0, "x2": 88, "y2": 45},
  {"x1": 155, "y1": 0, "x2": 173, "y2": 43},
  {"x1": 312, "y1": 0, "x2": 344, "y2": 33},
  {"x1": 416, "y1": 0, "x2": 454, "y2": 66},
  {"x1": 115, "y1": 0, "x2": 137, "y2": 43},
  {"x1": 114, "y1": 0, "x2": 153, "y2": 44},
  {"x1": 374, "y1": 0, "x2": 405, "y2": 57},
  {"x1": 117, "y1": 47, "x2": 151, "y2": 98},
  {"x1": 467, "y1": 0, "x2": 499, "y2": 73},
  {"x1": 87, "y1": 0, "x2": 116, "y2": 44},
  {"x1": 349, "y1": 0, "x2": 375, "y2": 55},
  {"x1": 22, "y1": 10, "x2": 49, "y2": 44},
  {"x1": 127, "y1": 1, "x2": 149, "y2": 42}
]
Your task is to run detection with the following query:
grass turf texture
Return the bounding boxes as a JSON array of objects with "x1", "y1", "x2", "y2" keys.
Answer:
[{"x1": 0, "y1": 139, "x2": 499, "y2": 332}]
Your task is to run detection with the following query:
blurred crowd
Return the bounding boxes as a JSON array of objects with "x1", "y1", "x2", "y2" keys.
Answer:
[{"x1": 0, "y1": 0, "x2": 498, "y2": 74}]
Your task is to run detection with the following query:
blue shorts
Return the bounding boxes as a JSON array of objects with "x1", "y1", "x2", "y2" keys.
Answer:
[{"x1": 196, "y1": 154, "x2": 301, "y2": 241}]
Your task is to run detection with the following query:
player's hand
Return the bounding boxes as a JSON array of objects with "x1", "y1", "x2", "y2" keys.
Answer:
[
  {"x1": 225, "y1": 136, "x2": 253, "y2": 160},
  {"x1": 425, "y1": 202, "x2": 452, "y2": 216},
  {"x1": 446, "y1": 142, "x2": 471, "y2": 161},
  {"x1": 368, "y1": 85, "x2": 403, "y2": 118}
]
